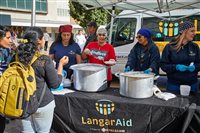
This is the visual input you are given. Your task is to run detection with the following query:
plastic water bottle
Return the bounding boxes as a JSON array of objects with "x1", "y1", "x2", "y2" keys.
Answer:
[
  {"x1": 59, "y1": 70, "x2": 67, "y2": 89},
  {"x1": 51, "y1": 70, "x2": 67, "y2": 91}
]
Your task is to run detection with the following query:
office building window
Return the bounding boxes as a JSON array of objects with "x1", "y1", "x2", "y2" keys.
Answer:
[
  {"x1": 0, "y1": 0, "x2": 7, "y2": 7},
  {"x1": 8, "y1": 0, "x2": 16, "y2": 8},
  {"x1": 26, "y1": 0, "x2": 32, "y2": 10},
  {"x1": 17, "y1": 0, "x2": 25, "y2": 9},
  {"x1": 0, "y1": 0, "x2": 47, "y2": 12},
  {"x1": 57, "y1": 8, "x2": 68, "y2": 16}
]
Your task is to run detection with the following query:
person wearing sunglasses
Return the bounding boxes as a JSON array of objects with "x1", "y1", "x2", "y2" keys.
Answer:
[
  {"x1": 124, "y1": 28, "x2": 160, "y2": 75},
  {"x1": 82, "y1": 28, "x2": 116, "y2": 87},
  {"x1": 160, "y1": 21, "x2": 200, "y2": 92},
  {"x1": 0, "y1": 25, "x2": 12, "y2": 133}
]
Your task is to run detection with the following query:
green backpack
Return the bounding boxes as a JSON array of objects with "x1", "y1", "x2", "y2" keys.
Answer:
[{"x1": 0, "y1": 52, "x2": 46, "y2": 118}]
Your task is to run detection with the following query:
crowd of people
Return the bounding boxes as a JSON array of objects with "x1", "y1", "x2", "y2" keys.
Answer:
[{"x1": 0, "y1": 20, "x2": 199, "y2": 132}]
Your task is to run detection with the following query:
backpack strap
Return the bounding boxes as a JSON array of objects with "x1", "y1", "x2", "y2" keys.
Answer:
[
  {"x1": 15, "y1": 51, "x2": 46, "y2": 106},
  {"x1": 30, "y1": 51, "x2": 43, "y2": 65}
]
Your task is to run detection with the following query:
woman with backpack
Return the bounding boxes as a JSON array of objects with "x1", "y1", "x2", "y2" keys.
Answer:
[
  {"x1": 0, "y1": 25, "x2": 12, "y2": 133},
  {"x1": 16, "y1": 27, "x2": 69, "y2": 133}
]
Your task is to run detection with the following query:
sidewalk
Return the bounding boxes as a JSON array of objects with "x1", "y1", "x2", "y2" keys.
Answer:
[{"x1": 4, "y1": 119, "x2": 20, "y2": 133}]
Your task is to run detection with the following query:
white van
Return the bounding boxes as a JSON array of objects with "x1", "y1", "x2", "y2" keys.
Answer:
[{"x1": 106, "y1": 9, "x2": 200, "y2": 74}]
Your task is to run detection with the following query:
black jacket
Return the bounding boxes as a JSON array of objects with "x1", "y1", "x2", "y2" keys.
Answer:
[
  {"x1": 126, "y1": 41, "x2": 160, "y2": 75},
  {"x1": 32, "y1": 55, "x2": 62, "y2": 107},
  {"x1": 160, "y1": 41, "x2": 200, "y2": 85},
  {"x1": 84, "y1": 32, "x2": 97, "y2": 49}
]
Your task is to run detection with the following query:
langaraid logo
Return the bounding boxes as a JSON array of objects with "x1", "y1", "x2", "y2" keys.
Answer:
[
  {"x1": 81, "y1": 99, "x2": 133, "y2": 132},
  {"x1": 95, "y1": 99, "x2": 115, "y2": 115},
  {"x1": 158, "y1": 21, "x2": 179, "y2": 37}
]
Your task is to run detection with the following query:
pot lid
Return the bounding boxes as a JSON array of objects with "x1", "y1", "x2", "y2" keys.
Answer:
[
  {"x1": 70, "y1": 63, "x2": 105, "y2": 72},
  {"x1": 122, "y1": 71, "x2": 155, "y2": 79}
]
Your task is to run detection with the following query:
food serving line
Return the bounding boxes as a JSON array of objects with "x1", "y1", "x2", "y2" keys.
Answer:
[{"x1": 50, "y1": 64, "x2": 200, "y2": 133}]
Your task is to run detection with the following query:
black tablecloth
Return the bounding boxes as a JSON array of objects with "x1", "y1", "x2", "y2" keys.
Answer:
[{"x1": 51, "y1": 88, "x2": 200, "y2": 133}]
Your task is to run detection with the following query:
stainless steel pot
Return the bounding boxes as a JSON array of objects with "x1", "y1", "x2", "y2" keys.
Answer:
[
  {"x1": 116, "y1": 71, "x2": 155, "y2": 98},
  {"x1": 70, "y1": 63, "x2": 107, "y2": 92}
]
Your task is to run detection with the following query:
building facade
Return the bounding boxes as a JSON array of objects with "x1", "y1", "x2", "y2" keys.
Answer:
[{"x1": 0, "y1": 0, "x2": 81, "y2": 40}]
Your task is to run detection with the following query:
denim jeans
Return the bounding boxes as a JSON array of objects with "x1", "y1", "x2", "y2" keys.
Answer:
[
  {"x1": 20, "y1": 100, "x2": 55, "y2": 133},
  {"x1": 167, "y1": 82, "x2": 199, "y2": 92}
]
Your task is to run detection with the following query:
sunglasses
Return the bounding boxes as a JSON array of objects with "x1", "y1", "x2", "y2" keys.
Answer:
[
  {"x1": 98, "y1": 34, "x2": 106, "y2": 36},
  {"x1": 136, "y1": 35, "x2": 143, "y2": 39}
]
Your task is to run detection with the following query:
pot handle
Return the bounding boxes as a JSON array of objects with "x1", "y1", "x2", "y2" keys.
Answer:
[
  {"x1": 152, "y1": 85, "x2": 162, "y2": 96},
  {"x1": 154, "y1": 75, "x2": 160, "y2": 80},
  {"x1": 114, "y1": 72, "x2": 120, "y2": 78}
]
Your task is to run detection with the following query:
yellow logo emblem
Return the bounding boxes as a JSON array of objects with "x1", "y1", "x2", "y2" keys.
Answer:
[{"x1": 96, "y1": 99, "x2": 115, "y2": 115}]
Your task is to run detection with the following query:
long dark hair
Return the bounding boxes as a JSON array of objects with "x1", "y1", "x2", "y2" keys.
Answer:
[
  {"x1": 26, "y1": 27, "x2": 44, "y2": 40},
  {"x1": 51, "y1": 32, "x2": 75, "y2": 48},
  {"x1": 0, "y1": 25, "x2": 10, "y2": 39},
  {"x1": 17, "y1": 31, "x2": 38, "y2": 66},
  {"x1": 17, "y1": 27, "x2": 43, "y2": 66}
]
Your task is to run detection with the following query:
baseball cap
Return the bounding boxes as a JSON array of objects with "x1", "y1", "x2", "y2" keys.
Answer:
[{"x1": 87, "y1": 21, "x2": 97, "y2": 28}]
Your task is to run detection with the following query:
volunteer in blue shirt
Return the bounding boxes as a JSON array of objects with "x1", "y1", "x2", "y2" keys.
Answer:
[
  {"x1": 160, "y1": 21, "x2": 200, "y2": 92},
  {"x1": 49, "y1": 25, "x2": 81, "y2": 79},
  {"x1": 124, "y1": 28, "x2": 160, "y2": 75}
]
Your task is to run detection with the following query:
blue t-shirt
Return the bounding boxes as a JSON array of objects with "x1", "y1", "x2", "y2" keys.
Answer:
[{"x1": 49, "y1": 42, "x2": 81, "y2": 70}]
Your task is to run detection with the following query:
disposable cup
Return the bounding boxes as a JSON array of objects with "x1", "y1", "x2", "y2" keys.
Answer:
[{"x1": 180, "y1": 85, "x2": 191, "y2": 96}]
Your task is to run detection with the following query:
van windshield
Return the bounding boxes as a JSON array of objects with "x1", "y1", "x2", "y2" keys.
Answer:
[{"x1": 107, "y1": 18, "x2": 137, "y2": 47}]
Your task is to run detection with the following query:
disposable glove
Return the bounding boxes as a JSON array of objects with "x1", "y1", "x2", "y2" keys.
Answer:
[
  {"x1": 188, "y1": 64, "x2": 195, "y2": 72},
  {"x1": 124, "y1": 66, "x2": 131, "y2": 72},
  {"x1": 144, "y1": 68, "x2": 151, "y2": 74},
  {"x1": 176, "y1": 64, "x2": 188, "y2": 72}
]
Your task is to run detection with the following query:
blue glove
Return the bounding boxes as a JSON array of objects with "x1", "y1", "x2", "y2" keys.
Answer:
[
  {"x1": 124, "y1": 66, "x2": 131, "y2": 72},
  {"x1": 176, "y1": 64, "x2": 188, "y2": 72},
  {"x1": 144, "y1": 68, "x2": 151, "y2": 74},
  {"x1": 188, "y1": 64, "x2": 195, "y2": 72}
]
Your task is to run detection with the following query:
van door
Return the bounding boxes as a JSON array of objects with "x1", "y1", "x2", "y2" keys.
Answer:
[{"x1": 107, "y1": 16, "x2": 139, "y2": 73}]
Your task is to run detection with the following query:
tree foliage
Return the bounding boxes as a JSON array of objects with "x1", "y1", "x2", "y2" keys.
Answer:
[{"x1": 69, "y1": 0, "x2": 109, "y2": 28}]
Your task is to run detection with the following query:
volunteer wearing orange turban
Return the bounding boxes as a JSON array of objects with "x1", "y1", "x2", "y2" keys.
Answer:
[{"x1": 49, "y1": 25, "x2": 81, "y2": 79}]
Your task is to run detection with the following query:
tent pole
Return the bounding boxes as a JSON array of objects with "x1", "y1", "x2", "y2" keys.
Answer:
[
  {"x1": 109, "y1": 5, "x2": 115, "y2": 44},
  {"x1": 31, "y1": 0, "x2": 36, "y2": 26}
]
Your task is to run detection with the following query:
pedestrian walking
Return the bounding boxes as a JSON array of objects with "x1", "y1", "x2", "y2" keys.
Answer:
[
  {"x1": 0, "y1": 25, "x2": 12, "y2": 133},
  {"x1": 44, "y1": 32, "x2": 50, "y2": 51}
]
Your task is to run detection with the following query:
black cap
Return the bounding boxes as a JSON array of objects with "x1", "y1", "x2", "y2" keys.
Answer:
[{"x1": 87, "y1": 21, "x2": 97, "y2": 28}]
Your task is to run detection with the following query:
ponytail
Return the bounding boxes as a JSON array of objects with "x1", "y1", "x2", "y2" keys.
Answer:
[{"x1": 17, "y1": 31, "x2": 38, "y2": 66}]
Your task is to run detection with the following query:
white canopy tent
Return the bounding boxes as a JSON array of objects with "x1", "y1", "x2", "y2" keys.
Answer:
[
  {"x1": 72, "y1": 0, "x2": 200, "y2": 13},
  {"x1": 72, "y1": 0, "x2": 200, "y2": 42}
]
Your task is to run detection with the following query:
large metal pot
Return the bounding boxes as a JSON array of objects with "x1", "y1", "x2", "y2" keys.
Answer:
[
  {"x1": 70, "y1": 63, "x2": 107, "y2": 92},
  {"x1": 116, "y1": 71, "x2": 155, "y2": 98}
]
